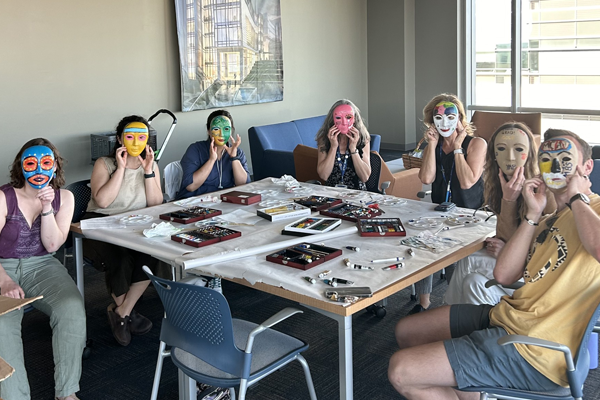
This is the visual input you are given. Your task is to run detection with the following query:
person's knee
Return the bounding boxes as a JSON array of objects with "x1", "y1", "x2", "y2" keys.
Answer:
[
  {"x1": 52, "y1": 292, "x2": 86, "y2": 327},
  {"x1": 395, "y1": 316, "x2": 424, "y2": 349},
  {"x1": 388, "y1": 351, "x2": 413, "y2": 395}
]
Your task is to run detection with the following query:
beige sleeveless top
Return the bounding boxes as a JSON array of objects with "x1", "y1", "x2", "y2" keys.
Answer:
[{"x1": 87, "y1": 157, "x2": 156, "y2": 216}]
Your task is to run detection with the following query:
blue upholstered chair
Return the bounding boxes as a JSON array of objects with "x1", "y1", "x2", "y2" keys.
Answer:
[
  {"x1": 248, "y1": 115, "x2": 381, "y2": 180},
  {"x1": 590, "y1": 159, "x2": 600, "y2": 194},
  {"x1": 143, "y1": 267, "x2": 318, "y2": 400},
  {"x1": 459, "y1": 301, "x2": 600, "y2": 400}
]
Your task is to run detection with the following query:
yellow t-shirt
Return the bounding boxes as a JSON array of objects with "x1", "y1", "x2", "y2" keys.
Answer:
[{"x1": 490, "y1": 194, "x2": 600, "y2": 387}]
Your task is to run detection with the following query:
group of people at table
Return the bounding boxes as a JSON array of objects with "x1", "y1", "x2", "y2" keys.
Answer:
[{"x1": 0, "y1": 94, "x2": 598, "y2": 400}]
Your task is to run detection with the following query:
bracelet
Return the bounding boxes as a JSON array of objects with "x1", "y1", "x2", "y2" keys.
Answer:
[
  {"x1": 41, "y1": 208, "x2": 54, "y2": 217},
  {"x1": 524, "y1": 215, "x2": 539, "y2": 226},
  {"x1": 144, "y1": 171, "x2": 155, "y2": 179},
  {"x1": 349, "y1": 150, "x2": 358, "y2": 155}
]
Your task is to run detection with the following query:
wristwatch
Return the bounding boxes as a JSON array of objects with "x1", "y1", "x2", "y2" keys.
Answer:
[
  {"x1": 144, "y1": 171, "x2": 156, "y2": 179},
  {"x1": 566, "y1": 193, "x2": 590, "y2": 209},
  {"x1": 453, "y1": 148, "x2": 464, "y2": 155}
]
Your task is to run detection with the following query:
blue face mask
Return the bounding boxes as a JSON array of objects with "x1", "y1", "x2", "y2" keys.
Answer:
[{"x1": 21, "y1": 145, "x2": 55, "y2": 189}]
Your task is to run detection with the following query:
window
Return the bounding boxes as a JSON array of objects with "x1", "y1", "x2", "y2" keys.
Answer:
[{"x1": 468, "y1": 0, "x2": 600, "y2": 144}]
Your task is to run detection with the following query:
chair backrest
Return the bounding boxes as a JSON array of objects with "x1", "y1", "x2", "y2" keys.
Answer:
[
  {"x1": 64, "y1": 179, "x2": 91, "y2": 223},
  {"x1": 146, "y1": 273, "x2": 249, "y2": 378},
  {"x1": 163, "y1": 161, "x2": 183, "y2": 201},
  {"x1": 293, "y1": 144, "x2": 324, "y2": 184},
  {"x1": 365, "y1": 152, "x2": 383, "y2": 193},
  {"x1": 470, "y1": 111, "x2": 542, "y2": 147},
  {"x1": 590, "y1": 160, "x2": 600, "y2": 194}
]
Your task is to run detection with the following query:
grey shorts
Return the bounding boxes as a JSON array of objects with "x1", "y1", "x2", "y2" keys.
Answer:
[{"x1": 444, "y1": 304, "x2": 560, "y2": 391}]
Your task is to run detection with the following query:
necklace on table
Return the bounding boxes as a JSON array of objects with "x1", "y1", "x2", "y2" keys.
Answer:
[{"x1": 216, "y1": 149, "x2": 225, "y2": 189}]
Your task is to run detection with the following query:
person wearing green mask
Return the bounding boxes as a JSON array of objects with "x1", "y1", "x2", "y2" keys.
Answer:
[{"x1": 176, "y1": 109, "x2": 250, "y2": 199}]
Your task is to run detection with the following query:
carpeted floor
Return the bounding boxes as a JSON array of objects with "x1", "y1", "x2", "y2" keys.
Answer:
[{"x1": 18, "y1": 253, "x2": 600, "y2": 400}]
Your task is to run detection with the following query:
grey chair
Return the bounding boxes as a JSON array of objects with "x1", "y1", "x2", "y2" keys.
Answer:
[{"x1": 143, "y1": 267, "x2": 318, "y2": 400}]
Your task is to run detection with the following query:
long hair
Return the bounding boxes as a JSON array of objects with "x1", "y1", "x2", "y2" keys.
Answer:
[
  {"x1": 422, "y1": 93, "x2": 474, "y2": 138},
  {"x1": 483, "y1": 122, "x2": 538, "y2": 218},
  {"x1": 10, "y1": 138, "x2": 66, "y2": 189},
  {"x1": 205, "y1": 109, "x2": 235, "y2": 138},
  {"x1": 315, "y1": 99, "x2": 370, "y2": 153}
]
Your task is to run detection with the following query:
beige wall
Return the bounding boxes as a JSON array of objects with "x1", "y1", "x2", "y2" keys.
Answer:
[{"x1": 0, "y1": 0, "x2": 368, "y2": 184}]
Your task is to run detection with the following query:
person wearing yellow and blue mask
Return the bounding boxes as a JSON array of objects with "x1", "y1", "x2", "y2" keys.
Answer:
[
  {"x1": 176, "y1": 109, "x2": 250, "y2": 200},
  {"x1": 83, "y1": 115, "x2": 170, "y2": 347},
  {"x1": 0, "y1": 138, "x2": 85, "y2": 400}
]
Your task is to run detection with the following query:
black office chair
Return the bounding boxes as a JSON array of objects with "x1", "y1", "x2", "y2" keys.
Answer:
[{"x1": 365, "y1": 152, "x2": 391, "y2": 194}]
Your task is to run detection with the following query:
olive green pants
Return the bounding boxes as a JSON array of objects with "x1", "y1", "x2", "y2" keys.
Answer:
[{"x1": 0, "y1": 254, "x2": 86, "y2": 399}]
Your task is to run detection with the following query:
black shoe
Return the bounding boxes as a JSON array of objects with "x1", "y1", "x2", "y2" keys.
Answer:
[
  {"x1": 107, "y1": 303, "x2": 131, "y2": 346},
  {"x1": 408, "y1": 304, "x2": 428, "y2": 315},
  {"x1": 129, "y1": 309, "x2": 152, "y2": 335}
]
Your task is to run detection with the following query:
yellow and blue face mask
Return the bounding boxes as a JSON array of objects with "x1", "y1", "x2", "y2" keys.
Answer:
[
  {"x1": 22, "y1": 145, "x2": 55, "y2": 189},
  {"x1": 538, "y1": 137, "x2": 579, "y2": 191},
  {"x1": 122, "y1": 122, "x2": 149, "y2": 157}
]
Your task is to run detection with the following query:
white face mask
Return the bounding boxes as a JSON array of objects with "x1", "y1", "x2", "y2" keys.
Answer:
[{"x1": 432, "y1": 102, "x2": 459, "y2": 138}]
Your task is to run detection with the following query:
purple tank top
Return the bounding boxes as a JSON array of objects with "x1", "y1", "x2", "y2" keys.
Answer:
[{"x1": 0, "y1": 184, "x2": 61, "y2": 259}]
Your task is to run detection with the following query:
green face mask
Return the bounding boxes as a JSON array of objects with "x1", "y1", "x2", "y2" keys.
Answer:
[{"x1": 209, "y1": 116, "x2": 232, "y2": 145}]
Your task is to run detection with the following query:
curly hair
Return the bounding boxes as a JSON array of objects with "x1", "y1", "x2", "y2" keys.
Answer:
[
  {"x1": 483, "y1": 122, "x2": 538, "y2": 218},
  {"x1": 10, "y1": 138, "x2": 66, "y2": 189},
  {"x1": 315, "y1": 99, "x2": 370, "y2": 154},
  {"x1": 205, "y1": 109, "x2": 235, "y2": 137},
  {"x1": 422, "y1": 93, "x2": 474, "y2": 139}
]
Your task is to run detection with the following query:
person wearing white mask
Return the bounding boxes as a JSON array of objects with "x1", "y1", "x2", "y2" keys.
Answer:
[{"x1": 409, "y1": 94, "x2": 487, "y2": 314}]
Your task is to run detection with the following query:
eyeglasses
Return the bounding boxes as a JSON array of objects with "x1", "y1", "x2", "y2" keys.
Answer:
[{"x1": 473, "y1": 205, "x2": 497, "y2": 222}]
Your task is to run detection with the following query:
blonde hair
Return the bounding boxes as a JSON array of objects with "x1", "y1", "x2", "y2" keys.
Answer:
[
  {"x1": 316, "y1": 99, "x2": 370, "y2": 153},
  {"x1": 422, "y1": 93, "x2": 474, "y2": 138}
]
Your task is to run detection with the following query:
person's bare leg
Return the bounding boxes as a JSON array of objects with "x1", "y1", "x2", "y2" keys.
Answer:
[
  {"x1": 388, "y1": 341, "x2": 478, "y2": 400},
  {"x1": 419, "y1": 293, "x2": 431, "y2": 309},
  {"x1": 396, "y1": 305, "x2": 452, "y2": 348},
  {"x1": 112, "y1": 280, "x2": 151, "y2": 317}
]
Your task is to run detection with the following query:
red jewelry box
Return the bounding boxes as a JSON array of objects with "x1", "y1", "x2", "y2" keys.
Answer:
[
  {"x1": 220, "y1": 191, "x2": 261, "y2": 205},
  {"x1": 294, "y1": 196, "x2": 343, "y2": 211},
  {"x1": 171, "y1": 226, "x2": 241, "y2": 248},
  {"x1": 266, "y1": 242, "x2": 342, "y2": 270},
  {"x1": 357, "y1": 218, "x2": 406, "y2": 237},
  {"x1": 319, "y1": 203, "x2": 382, "y2": 222},
  {"x1": 159, "y1": 206, "x2": 222, "y2": 224}
]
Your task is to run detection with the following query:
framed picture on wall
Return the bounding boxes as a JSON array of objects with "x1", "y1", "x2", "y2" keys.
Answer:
[{"x1": 174, "y1": 0, "x2": 284, "y2": 112}]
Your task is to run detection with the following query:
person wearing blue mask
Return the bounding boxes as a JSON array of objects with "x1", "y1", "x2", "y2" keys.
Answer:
[{"x1": 0, "y1": 138, "x2": 84, "y2": 400}]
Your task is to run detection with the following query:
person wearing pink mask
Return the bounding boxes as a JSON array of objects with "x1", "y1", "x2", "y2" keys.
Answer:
[
  {"x1": 316, "y1": 99, "x2": 372, "y2": 189},
  {"x1": 410, "y1": 94, "x2": 487, "y2": 315}
]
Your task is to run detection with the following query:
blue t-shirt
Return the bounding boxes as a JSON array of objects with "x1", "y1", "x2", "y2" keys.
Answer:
[{"x1": 176, "y1": 140, "x2": 250, "y2": 200}]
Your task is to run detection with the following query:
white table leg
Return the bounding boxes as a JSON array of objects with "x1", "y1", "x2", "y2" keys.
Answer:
[
  {"x1": 74, "y1": 234, "x2": 85, "y2": 297},
  {"x1": 178, "y1": 370, "x2": 195, "y2": 400},
  {"x1": 306, "y1": 306, "x2": 354, "y2": 400}
]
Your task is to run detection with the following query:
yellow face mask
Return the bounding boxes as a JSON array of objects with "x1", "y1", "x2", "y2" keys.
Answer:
[
  {"x1": 122, "y1": 122, "x2": 149, "y2": 157},
  {"x1": 538, "y1": 137, "x2": 580, "y2": 191}
]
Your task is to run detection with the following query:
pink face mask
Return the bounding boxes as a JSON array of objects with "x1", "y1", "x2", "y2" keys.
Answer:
[{"x1": 333, "y1": 105, "x2": 355, "y2": 135}]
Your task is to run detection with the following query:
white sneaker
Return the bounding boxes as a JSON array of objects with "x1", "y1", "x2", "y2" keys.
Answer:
[{"x1": 207, "y1": 277, "x2": 223, "y2": 294}]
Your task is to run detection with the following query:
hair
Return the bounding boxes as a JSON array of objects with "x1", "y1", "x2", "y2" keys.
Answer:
[
  {"x1": 10, "y1": 138, "x2": 66, "y2": 189},
  {"x1": 315, "y1": 99, "x2": 370, "y2": 154},
  {"x1": 110, "y1": 115, "x2": 151, "y2": 160},
  {"x1": 206, "y1": 109, "x2": 235, "y2": 138},
  {"x1": 422, "y1": 93, "x2": 474, "y2": 138},
  {"x1": 483, "y1": 122, "x2": 538, "y2": 218},
  {"x1": 543, "y1": 128, "x2": 592, "y2": 162}
]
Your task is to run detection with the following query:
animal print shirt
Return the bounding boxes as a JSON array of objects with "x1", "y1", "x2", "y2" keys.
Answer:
[{"x1": 490, "y1": 194, "x2": 600, "y2": 387}]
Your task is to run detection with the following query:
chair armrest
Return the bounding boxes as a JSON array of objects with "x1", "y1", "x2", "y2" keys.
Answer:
[
  {"x1": 244, "y1": 307, "x2": 303, "y2": 354},
  {"x1": 498, "y1": 334, "x2": 575, "y2": 371},
  {"x1": 417, "y1": 190, "x2": 431, "y2": 199},
  {"x1": 485, "y1": 279, "x2": 524, "y2": 290}
]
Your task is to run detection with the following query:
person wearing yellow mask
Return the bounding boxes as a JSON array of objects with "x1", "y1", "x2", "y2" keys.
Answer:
[
  {"x1": 176, "y1": 109, "x2": 250, "y2": 200},
  {"x1": 83, "y1": 115, "x2": 170, "y2": 346}
]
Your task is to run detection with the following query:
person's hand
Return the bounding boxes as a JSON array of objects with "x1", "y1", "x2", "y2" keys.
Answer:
[
  {"x1": 37, "y1": 186, "x2": 55, "y2": 212},
  {"x1": 500, "y1": 166, "x2": 526, "y2": 202},
  {"x1": 208, "y1": 138, "x2": 218, "y2": 162},
  {"x1": 0, "y1": 276, "x2": 25, "y2": 299},
  {"x1": 225, "y1": 133, "x2": 242, "y2": 157},
  {"x1": 453, "y1": 121, "x2": 467, "y2": 150},
  {"x1": 115, "y1": 146, "x2": 128, "y2": 170},
  {"x1": 347, "y1": 126, "x2": 360, "y2": 152},
  {"x1": 565, "y1": 165, "x2": 592, "y2": 199},
  {"x1": 424, "y1": 125, "x2": 439, "y2": 145},
  {"x1": 138, "y1": 145, "x2": 155, "y2": 174},
  {"x1": 485, "y1": 237, "x2": 506, "y2": 258},
  {"x1": 328, "y1": 126, "x2": 340, "y2": 149},
  {"x1": 522, "y1": 176, "x2": 547, "y2": 219}
]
